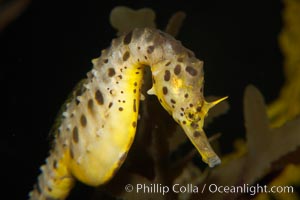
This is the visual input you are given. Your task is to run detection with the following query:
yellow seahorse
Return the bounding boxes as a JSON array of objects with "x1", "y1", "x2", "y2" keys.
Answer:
[{"x1": 29, "y1": 28, "x2": 226, "y2": 200}]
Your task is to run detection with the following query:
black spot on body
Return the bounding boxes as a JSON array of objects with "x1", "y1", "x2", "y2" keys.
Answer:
[
  {"x1": 123, "y1": 31, "x2": 133, "y2": 44},
  {"x1": 109, "y1": 102, "x2": 113, "y2": 108},
  {"x1": 133, "y1": 99, "x2": 137, "y2": 112},
  {"x1": 75, "y1": 85, "x2": 86, "y2": 97},
  {"x1": 197, "y1": 106, "x2": 202, "y2": 112},
  {"x1": 184, "y1": 93, "x2": 188, "y2": 98},
  {"x1": 104, "y1": 59, "x2": 109, "y2": 63},
  {"x1": 48, "y1": 187, "x2": 52, "y2": 192},
  {"x1": 80, "y1": 114, "x2": 87, "y2": 127},
  {"x1": 123, "y1": 51, "x2": 130, "y2": 61},
  {"x1": 53, "y1": 160, "x2": 58, "y2": 169},
  {"x1": 147, "y1": 45, "x2": 155, "y2": 54},
  {"x1": 108, "y1": 68, "x2": 116, "y2": 77},
  {"x1": 164, "y1": 70, "x2": 171, "y2": 81},
  {"x1": 174, "y1": 64, "x2": 181, "y2": 75},
  {"x1": 95, "y1": 90, "x2": 104, "y2": 105},
  {"x1": 132, "y1": 121, "x2": 137, "y2": 128},
  {"x1": 191, "y1": 122, "x2": 199, "y2": 128},
  {"x1": 88, "y1": 99, "x2": 93, "y2": 111},
  {"x1": 193, "y1": 131, "x2": 201, "y2": 137},
  {"x1": 74, "y1": 85, "x2": 86, "y2": 105},
  {"x1": 165, "y1": 62, "x2": 171, "y2": 66},
  {"x1": 119, "y1": 107, "x2": 124, "y2": 111},
  {"x1": 177, "y1": 58, "x2": 183, "y2": 62},
  {"x1": 171, "y1": 99, "x2": 176, "y2": 104},
  {"x1": 73, "y1": 127, "x2": 79, "y2": 143},
  {"x1": 185, "y1": 66, "x2": 198, "y2": 76},
  {"x1": 162, "y1": 87, "x2": 168, "y2": 95}
]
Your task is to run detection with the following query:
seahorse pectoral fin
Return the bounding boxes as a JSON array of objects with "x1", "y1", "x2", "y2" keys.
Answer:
[{"x1": 182, "y1": 125, "x2": 221, "y2": 167}]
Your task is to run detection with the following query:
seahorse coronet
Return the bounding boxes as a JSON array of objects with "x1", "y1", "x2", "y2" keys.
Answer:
[{"x1": 29, "y1": 27, "x2": 225, "y2": 200}]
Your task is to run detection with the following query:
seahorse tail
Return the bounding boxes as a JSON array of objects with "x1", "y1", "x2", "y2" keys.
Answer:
[{"x1": 29, "y1": 151, "x2": 75, "y2": 200}]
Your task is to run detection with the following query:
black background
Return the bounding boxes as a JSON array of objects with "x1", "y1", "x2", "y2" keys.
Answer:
[{"x1": 1, "y1": 0, "x2": 283, "y2": 199}]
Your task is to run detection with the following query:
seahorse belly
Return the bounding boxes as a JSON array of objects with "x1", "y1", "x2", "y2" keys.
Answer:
[{"x1": 67, "y1": 65, "x2": 143, "y2": 186}]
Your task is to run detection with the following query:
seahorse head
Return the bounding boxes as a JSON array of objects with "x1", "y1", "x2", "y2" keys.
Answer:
[
  {"x1": 148, "y1": 52, "x2": 227, "y2": 167},
  {"x1": 150, "y1": 56, "x2": 217, "y2": 122}
]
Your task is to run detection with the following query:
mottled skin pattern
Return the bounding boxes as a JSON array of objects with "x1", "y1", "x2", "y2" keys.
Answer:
[{"x1": 29, "y1": 28, "x2": 226, "y2": 200}]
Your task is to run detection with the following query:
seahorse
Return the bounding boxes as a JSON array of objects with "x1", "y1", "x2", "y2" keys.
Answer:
[{"x1": 29, "y1": 28, "x2": 226, "y2": 200}]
